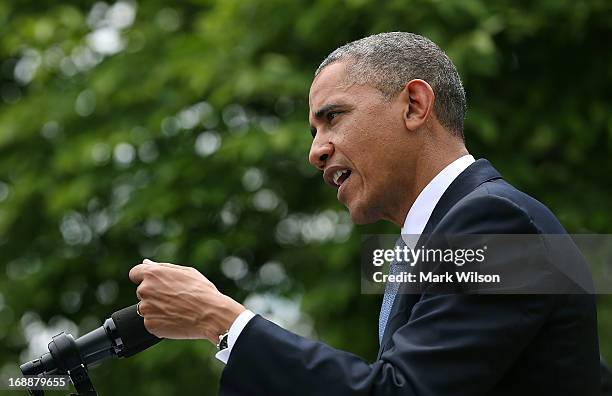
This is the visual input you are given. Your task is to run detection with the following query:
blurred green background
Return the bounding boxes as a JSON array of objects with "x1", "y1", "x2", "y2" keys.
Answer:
[{"x1": 1, "y1": 0, "x2": 611, "y2": 394}]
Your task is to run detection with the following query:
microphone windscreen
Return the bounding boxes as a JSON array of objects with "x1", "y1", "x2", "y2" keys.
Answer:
[{"x1": 111, "y1": 304, "x2": 162, "y2": 357}]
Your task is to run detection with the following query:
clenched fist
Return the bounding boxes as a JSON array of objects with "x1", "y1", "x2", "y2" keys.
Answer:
[{"x1": 128, "y1": 259, "x2": 245, "y2": 343}]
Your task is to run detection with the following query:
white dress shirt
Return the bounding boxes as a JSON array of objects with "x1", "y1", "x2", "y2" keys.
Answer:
[
  {"x1": 215, "y1": 154, "x2": 476, "y2": 364},
  {"x1": 401, "y1": 154, "x2": 475, "y2": 247}
]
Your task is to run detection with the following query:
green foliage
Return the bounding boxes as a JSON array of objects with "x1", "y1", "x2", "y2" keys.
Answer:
[{"x1": 0, "y1": 0, "x2": 611, "y2": 394}]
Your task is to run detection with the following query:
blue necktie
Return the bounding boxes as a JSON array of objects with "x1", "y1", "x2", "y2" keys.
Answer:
[{"x1": 378, "y1": 237, "x2": 406, "y2": 345}]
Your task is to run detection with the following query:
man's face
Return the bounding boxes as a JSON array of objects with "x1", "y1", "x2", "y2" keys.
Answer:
[{"x1": 308, "y1": 62, "x2": 415, "y2": 224}]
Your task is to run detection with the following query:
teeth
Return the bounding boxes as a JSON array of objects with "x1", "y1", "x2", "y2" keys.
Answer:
[{"x1": 333, "y1": 169, "x2": 349, "y2": 186}]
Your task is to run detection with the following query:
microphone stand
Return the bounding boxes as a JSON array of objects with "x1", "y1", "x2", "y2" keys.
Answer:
[{"x1": 21, "y1": 303, "x2": 162, "y2": 395}]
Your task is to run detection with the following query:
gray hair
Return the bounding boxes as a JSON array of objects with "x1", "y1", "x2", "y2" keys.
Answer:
[{"x1": 315, "y1": 32, "x2": 466, "y2": 139}]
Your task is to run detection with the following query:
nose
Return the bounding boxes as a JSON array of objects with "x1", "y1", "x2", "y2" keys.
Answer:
[{"x1": 309, "y1": 139, "x2": 334, "y2": 170}]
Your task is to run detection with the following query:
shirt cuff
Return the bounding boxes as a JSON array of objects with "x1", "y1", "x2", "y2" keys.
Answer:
[{"x1": 215, "y1": 309, "x2": 255, "y2": 364}]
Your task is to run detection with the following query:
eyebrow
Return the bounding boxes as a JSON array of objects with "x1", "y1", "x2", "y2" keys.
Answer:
[
  {"x1": 309, "y1": 103, "x2": 344, "y2": 136},
  {"x1": 314, "y1": 103, "x2": 343, "y2": 120}
]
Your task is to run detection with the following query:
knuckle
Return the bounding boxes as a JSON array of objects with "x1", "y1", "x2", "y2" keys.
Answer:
[
  {"x1": 144, "y1": 318, "x2": 162, "y2": 338},
  {"x1": 143, "y1": 318, "x2": 156, "y2": 333},
  {"x1": 138, "y1": 301, "x2": 148, "y2": 315},
  {"x1": 148, "y1": 265, "x2": 164, "y2": 277},
  {"x1": 145, "y1": 265, "x2": 158, "y2": 274},
  {"x1": 137, "y1": 283, "x2": 150, "y2": 297},
  {"x1": 128, "y1": 267, "x2": 138, "y2": 281}
]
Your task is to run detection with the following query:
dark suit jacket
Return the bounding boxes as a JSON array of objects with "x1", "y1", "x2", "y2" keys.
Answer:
[{"x1": 219, "y1": 159, "x2": 600, "y2": 395}]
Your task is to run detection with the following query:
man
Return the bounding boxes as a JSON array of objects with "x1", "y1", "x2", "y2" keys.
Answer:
[{"x1": 129, "y1": 32, "x2": 600, "y2": 394}]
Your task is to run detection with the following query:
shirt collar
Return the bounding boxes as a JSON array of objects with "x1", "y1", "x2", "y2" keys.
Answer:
[{"x1": 401, "y1": 154, "x2": 475, "y2": 247}]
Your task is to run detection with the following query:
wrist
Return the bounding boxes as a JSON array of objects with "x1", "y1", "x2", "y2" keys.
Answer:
[{"x1": 217, "y1": 295, "x2": 246, "y2": 334}]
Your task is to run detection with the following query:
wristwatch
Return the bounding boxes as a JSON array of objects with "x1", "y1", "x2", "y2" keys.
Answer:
[{"x1": 217, "y1": 330, "x2": 230, "y2": 351}]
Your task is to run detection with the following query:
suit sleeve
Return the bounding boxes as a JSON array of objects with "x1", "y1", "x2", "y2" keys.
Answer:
[{"x1": 219, "y1": 194, "x2": 555, "y2": 395}]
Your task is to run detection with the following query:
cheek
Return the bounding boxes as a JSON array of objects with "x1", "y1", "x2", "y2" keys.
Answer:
[
  {"x1": 335, "y1": 120, "x2": 376, "y2": 159},
  {"x1": 335, "y1": 110, "x2": 401, "y2": 178}
]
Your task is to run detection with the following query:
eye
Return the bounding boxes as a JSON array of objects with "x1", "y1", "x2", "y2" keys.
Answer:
[{"x1": 327, "y1": 111, "x2": 340, "y2": 122}]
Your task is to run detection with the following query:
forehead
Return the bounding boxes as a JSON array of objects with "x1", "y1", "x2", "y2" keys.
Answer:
[
  {"x1": 308, "y1": 62, "x2": 384, "y2": 124},
  {"x1": 309, "y1": 62, "x2": 350, "y2": 108}
]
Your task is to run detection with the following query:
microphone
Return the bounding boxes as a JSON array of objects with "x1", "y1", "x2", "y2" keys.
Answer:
[{"x1": 20, "y1": 304, "x2": 162, "y2": 376}]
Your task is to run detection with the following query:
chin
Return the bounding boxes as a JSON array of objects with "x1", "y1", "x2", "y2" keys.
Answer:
[
  {"x1": 346, "y1": 201, "x2": 380, "y2": 225},
  {"x1": 349, "y1": 213, "x2": 372, "y2": 225}
]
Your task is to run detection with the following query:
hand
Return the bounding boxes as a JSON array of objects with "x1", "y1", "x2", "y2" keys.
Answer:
[{"x1": 128, "y1": 259, "x2": 246, "y2": 343}]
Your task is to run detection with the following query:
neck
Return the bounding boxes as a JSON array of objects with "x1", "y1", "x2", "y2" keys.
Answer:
[{"x1": 389, "y1": 138, "x2": 468, "y2": 227}]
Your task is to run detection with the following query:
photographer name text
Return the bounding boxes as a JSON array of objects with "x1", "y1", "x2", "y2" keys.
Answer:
[{"x1": 373, "y1": 270, "x2": 500, "y2": 284}]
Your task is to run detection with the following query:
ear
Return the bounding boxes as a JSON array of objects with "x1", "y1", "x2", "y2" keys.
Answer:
[{"x1": 400, "y1": 79, "x2": 435, "y2": 131}]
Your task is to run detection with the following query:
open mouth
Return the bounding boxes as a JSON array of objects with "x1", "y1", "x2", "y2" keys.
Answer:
[
  {"x1": 323, "y1": 165, "x2": 353, "y2": 190},
  {"x1": 333, "y1": 169, "x2": 352, "y2": 187}
]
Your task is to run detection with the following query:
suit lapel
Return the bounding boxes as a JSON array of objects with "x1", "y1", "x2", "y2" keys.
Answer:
[
  {"x1": 421, "y1": 159, "x2": 502, "y2": 236},
  {"x1": 376, "y1": 159, "x2": 503, "y2": 357}
]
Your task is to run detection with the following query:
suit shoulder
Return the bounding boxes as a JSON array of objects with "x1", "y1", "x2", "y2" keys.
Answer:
[{"x1": 438, "y1": 179, "x2": 566, "y2": 234}]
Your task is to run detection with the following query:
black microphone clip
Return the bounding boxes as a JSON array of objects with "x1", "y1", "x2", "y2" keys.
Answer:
[{"x1": 47, "y1": 332, "x2": 97, "y2": 396}]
